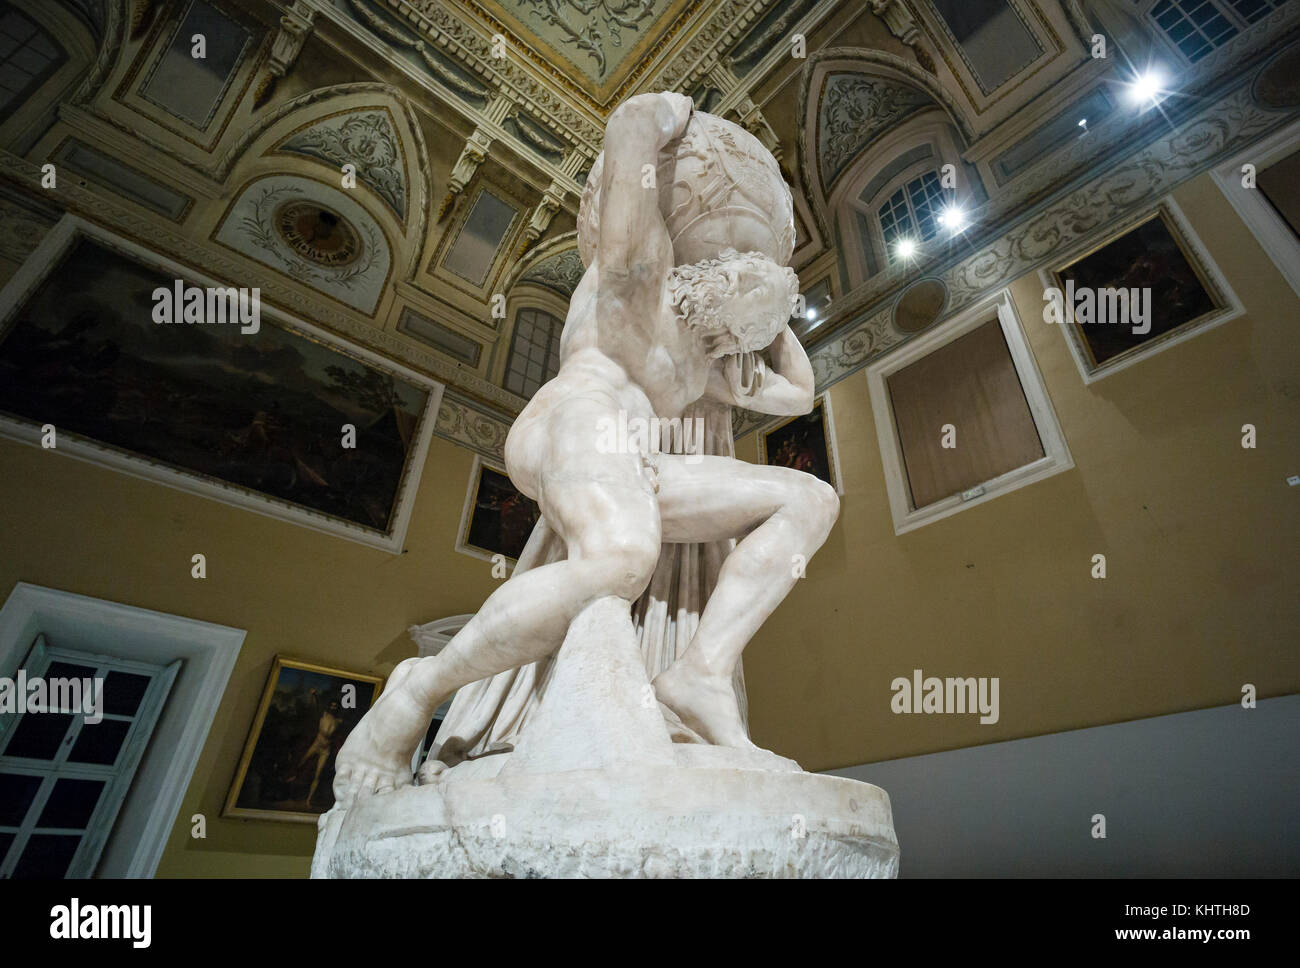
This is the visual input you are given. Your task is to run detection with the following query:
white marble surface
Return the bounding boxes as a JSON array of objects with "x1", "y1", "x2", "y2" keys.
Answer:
[{"x1": 316, "y1": 94, "x2": 898, "y2": 877}]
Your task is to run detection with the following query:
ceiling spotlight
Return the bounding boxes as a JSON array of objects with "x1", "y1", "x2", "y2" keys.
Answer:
[
  {"x1": 938, "y1": 207, "x2": 968, "y2": 232},
  {"x1": 1126, "y1": 68, "x2": 1166, "y2": 106},
  {"x1": 806, "y1": 307, "x2": 818, "y2": 321},
  {"x1": 895, "y1": 238, "x2": 917, "y2": 260}
]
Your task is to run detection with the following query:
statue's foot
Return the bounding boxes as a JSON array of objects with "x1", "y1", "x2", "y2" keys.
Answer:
[
  {"x1": 653, "y1": 662, "x2": 759, "y2": 751},
  {"x1": 334, "y1": 677, "x2": 439, "y2": 806}
]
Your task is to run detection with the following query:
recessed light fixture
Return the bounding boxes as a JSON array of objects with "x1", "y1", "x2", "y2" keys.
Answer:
[
  {"x1": 896, "y1": 238, "x2": 917, "y2": 260},
  {"x1": 938, "y1": 207, "x2": 968, "y2": 233},
  {"x1": 1126, "y1": 68, "x2": 1167, "y2": 107}
]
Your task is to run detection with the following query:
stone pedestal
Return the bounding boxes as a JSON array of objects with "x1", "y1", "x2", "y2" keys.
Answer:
[{"x1": 313, "y1": 598, "x2": 899, "y2": 878}]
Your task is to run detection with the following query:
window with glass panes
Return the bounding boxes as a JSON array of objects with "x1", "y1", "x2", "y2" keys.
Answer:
[
  {"x1": 505, "y1": 307, "x2": 563, "y2": 399},
  {"x1": 0, "y1": 4, "x2": 65, "y2": 116},
  {"x1": 878, "y1": 170, "x2": 946, "y2": 262},
  {"x1": 1149, "y1": 0, "x2": 1281, "y2": 63},
  {"x1": 0, "y1": 636, "x2": 177, "y2": 878}
]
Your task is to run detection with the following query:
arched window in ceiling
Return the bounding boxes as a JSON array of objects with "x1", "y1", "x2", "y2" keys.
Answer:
[{"x1": 830, "y1": 117, "x2": 985, "y2": 288}]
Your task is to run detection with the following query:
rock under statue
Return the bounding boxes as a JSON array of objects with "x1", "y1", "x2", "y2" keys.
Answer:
[{"x1": 313, "y1": 93, "x2": 899, "y2": 878}]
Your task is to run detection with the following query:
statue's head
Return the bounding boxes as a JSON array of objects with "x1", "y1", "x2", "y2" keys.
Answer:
[{"x1": 667, "y1": 248, "x2": 798, "y2": 358}]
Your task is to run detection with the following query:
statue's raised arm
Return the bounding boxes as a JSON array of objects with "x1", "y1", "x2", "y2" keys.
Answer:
[{"x1": 596, "y1": 93, "x2": 693, "y2": 318}]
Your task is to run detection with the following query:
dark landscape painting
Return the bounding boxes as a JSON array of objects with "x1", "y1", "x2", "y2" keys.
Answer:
[
  {"x1": 1056, "y1": 212, "x2": 1217, "y2": 366},
  {"x1": 225, "y1": 658, "x2": 382, "y2": 821},
  {"x1": 762, "y1": 400, "x2": 837, "y2": 490},
  {"x1": 464, "y1": 464, "x2": 540, "y2": 560},
  {"x1": 0, "y1": 237, "x2": 428, "y2": 533}
]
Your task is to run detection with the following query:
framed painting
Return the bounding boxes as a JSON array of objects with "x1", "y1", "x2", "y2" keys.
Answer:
[
  {"x1": 454, "y1": 455, "x2": 541, "y2": 563},
  {"x1": 0, "y1": 216, "x2": 442, "y2": 551},
  {"x1": 1042, "y1": 199, "x2": 1242, "y2": 383},
  {"x1": 758, "y1": 393, "x2": 844, "y2": 495},
  {"x1": 223, "y1": 656, "x2": 384, "y2": 823}
]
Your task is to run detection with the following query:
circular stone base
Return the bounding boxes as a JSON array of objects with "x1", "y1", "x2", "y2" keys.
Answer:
[{"x1": 313, "y1": 766, "x2": 899, "y2": 879}]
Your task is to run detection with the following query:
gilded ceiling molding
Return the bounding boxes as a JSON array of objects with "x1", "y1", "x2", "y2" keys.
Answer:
[
  {"x1": 437, "y1": 125, "x2": 496, "y2": 223},
  {"x1": 402, "y1": 0, "x2": 772, "y2": 113},
  {"x1": 127, "y1": 0, "x2": 155, "y2": 40},
  {"x1": 69, "y1": 0, "x2": 126, "y2": 106},
  {"x1": 253, "y1": 0, "x2": 316, "y2": 108},
  {"x1": 343, "y1": 0, "x2": 493, "y2": 102},
  {"x1": 435, "y1": 394, "x2": 510, "y2": 463},
  {"x1": 315, "y1": 0, "x2": 592, "y2": 208},
  {"x1": 652, "y1": 0, "x2": 773, "y2": 93},
  {"x1": 868, "y1": 0, "x2": 936, "y2": 74},
  {"x1": 516, "y1": 180, "x2": 567, "y2": 258},
  {"x1": 381, "y1": 0, "x2": 605, "y2": 146}
]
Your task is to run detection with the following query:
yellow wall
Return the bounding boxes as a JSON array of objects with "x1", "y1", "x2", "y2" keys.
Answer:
[
  {"x1": 0, "y1": 432, "x2": 498, "y2": 876},
  {"x1": 1, "y1": 172, "x2": 1296, "y2": 876},
  {"x1": 738, "y1": 172, "x2": 1300, "y2": 770}
]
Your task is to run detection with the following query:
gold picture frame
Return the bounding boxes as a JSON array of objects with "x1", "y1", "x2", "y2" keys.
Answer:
[
  {"x1": 454, "y1": 454, "x2": 542, "y2": 565},
  {"x1": 757, "y1": 392, "x2": 844, "y2": 496},
  {"x1": 1045, "y1": 199, "x2": 1242, "y2": 384},
  {"x1": 223, "y1": 656, "x2": 385, "y2": 823}
]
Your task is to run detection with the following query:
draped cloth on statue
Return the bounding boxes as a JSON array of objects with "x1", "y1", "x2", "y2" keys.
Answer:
[{"x1": 429, "y1": 397, "x2": 748, "y2": 767}]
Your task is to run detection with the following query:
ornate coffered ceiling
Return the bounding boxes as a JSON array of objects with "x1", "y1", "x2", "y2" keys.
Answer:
[
  {"x1": 3, "y1": 0, "x2": 1298, "y2": 464},
  {"x1": 457, "y1": 0, "x2": 702, "y2": 102}
]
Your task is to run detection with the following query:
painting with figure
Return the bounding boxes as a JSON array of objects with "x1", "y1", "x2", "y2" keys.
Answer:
[
  {"x1": 0, "y1": 236, "x2": 430, "y2": 536},
  {"x1": 463, "y1": 464, "x2": 541, "y2": 561},
  {"x1": 760, "y1": 398, "x2": 840, "y2": 493},
  {"x1": 225, "y1": 657, "x2": 383, "y2": 822},
  {"x1": 1054, "y1": 211, "x2": 1217, "y2": 366}
]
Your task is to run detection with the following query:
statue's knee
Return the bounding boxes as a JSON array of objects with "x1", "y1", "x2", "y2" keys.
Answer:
[
  {"x1": 596, "y1": 534, "x2": 660, "y2": 600},
  {"x1": 797, "y1": 477, "x2": 840, "y2": 536}
]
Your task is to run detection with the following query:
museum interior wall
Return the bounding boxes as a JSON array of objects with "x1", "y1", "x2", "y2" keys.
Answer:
[
  {"x1": 0, "y1": 0, "x2": 1297, "y2": 877},
  {"x1": 1, "y1": 167, "x2": 1295, "y2": 878}
]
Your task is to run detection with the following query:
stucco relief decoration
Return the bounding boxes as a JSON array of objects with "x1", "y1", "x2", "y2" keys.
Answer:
[
  {"x1": 819, "y1": 74, "x2": 933, "y2": 186},
  {"x1": 524, "y1": 0, "x2": 661, "y2": 77},
  {"x1": 520, "y1": 248, "x2": 585, "y2": 294},
  {"x1": 279, "y1": 111, "x2": 407, "y2": 219},
  {"x1": 215, "y1": 177, "x2": 392, "y2": 314}
]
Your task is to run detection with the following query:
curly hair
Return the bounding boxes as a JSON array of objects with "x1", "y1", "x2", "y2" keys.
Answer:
[{"x1": 665, "y1": 249, "x2": 798, "y2": 353}]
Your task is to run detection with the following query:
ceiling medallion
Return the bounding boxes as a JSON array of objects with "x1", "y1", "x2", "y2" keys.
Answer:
[{"x1": 274, "y1": 202, "x2": 362, "y2": 267}]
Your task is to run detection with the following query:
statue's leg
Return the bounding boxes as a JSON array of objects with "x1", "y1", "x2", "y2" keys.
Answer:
[
  {"x1": 652, "y1": 455, "x2": 839, "y2": 748},
  {"x1": 333, "y1": 404, "x2": 662, "y2": 804}
]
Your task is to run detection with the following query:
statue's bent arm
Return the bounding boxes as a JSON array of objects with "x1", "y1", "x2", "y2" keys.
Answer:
[{"x1": 705, "y1": 325, "x2": 816, "y2": 416}]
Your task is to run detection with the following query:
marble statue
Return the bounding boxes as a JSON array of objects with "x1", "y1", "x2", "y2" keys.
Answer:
[{"x1": 314, "y1": 93, "x2": 899, "y2": 878}]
